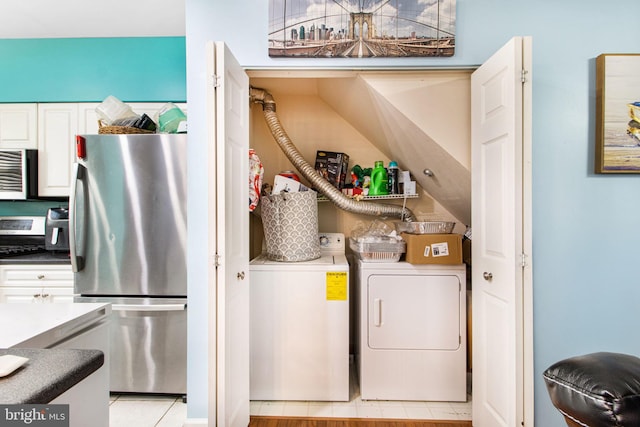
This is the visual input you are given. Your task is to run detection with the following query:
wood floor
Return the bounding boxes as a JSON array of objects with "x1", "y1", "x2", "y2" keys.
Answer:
[{"x1": 249, "y1": 416, "x2": 472, "y2": 427}]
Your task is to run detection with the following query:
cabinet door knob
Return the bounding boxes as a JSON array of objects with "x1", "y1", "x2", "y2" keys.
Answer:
[
  {"x1": 237, "y1": 271, "x2": 245, "y2": 280},
  {"x1": 37, "y1": 274, "x2": 45, "y2": 280},
  {"x1": 483, "y1": 272, "x2": 493, "y2": 281}
]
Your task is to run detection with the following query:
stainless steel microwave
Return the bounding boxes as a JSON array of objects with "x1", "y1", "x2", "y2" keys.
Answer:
[{"x1": 0, "y1": 149, "x2": 38, "y2": 200}]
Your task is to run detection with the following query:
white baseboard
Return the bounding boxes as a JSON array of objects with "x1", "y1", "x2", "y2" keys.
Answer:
[{"x1": 183, "y1": 418, "x2": 208, "y2": 427}]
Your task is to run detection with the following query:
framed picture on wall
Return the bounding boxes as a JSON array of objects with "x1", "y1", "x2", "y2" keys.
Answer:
[
  {"x1": 268, "y1": 0, "x2": 456, "y2": 58},
  {"x1": 595, "y1": 53, "x2": 640, "y2": 173}
]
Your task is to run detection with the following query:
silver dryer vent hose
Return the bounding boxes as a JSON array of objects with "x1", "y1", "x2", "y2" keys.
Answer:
[{"x1": 250, "y1": 86, "x2": 415, "y2": 221}]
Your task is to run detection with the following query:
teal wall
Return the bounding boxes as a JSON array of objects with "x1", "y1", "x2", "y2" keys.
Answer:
[
  {"x1": 0, "y1": 37, "x2": 186, "y2": 102},
  {"x1": 0, "y1": 36, "x2": 186, "y2": 217},
  {"x1": 0, "y1": 201, "x2": 67, "y2": 217},
  {"x1": 186, "y1": 0, "x2": 640, "y2": 425}
]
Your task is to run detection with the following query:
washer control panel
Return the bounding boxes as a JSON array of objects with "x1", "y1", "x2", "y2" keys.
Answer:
[{"x1": 318, "y1": 233, "x2": 345, "y2": 252}]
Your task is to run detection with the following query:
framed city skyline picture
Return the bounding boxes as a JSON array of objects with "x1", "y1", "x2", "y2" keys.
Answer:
[
  {"x1": 595, "y1": 54, "x2": 640, "y2": 173},
  {"x1": 268, "y1": 0, "x2": 456, "y2": 58}
]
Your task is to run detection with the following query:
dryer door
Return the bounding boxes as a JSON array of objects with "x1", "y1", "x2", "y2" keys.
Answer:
[{"x1": 367, "y1": 274, "x2": 461, "y2": 350}]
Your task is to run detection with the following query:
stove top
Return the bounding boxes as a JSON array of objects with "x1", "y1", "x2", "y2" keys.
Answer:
[{"x1": 0, "y1": 244, "x2": 46, "y2": 257}]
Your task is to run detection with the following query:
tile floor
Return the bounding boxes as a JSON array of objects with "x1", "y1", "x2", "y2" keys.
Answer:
[
  {"x1": 109, "y1": 394, "x2": 471, "y2": 426},
  {"x1": 250, "y1": 397, "x2": 472, "y2": 420},
  {"x1": 109, "y1": 394, "x2": 187, "y2": 427},
  {"x1": 108, "y1": 367, "x2": 472, "y2": 426},
  {"x1": 250, "y1": 364, "x2": 472, "y2": 421}
]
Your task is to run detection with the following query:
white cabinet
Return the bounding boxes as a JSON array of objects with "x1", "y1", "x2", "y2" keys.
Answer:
[
  {"x1": 0, "y1": 104, "x2": 38, "y2": 149},
  {"x1": 0, "y1": 264, "x2": 74, "y2": 303},
  {"x1": 0, "y1": 101, "x2": 188, "y2": 197},
  {"x1": 77, "y1": 103, "x2": 101, "y2": 135},
  {"x1": 37, "y1": 104, "x2": 79, "y2": 197},
  {"x1": 38, "y1": 102, "x2": 187, "y2": 196},
  {"x1": 78, "y1": 102, "x2": 187, "y2": 134}
]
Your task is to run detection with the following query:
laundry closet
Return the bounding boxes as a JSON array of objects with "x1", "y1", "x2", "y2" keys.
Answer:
[
  {"x1": 206, "y1": 37, "x2": 533, "y2": 426},
  {"x1": 246, "y1": 69, "x2": 473, "y2": 402},
  {"x1": 247, "y1": 69, "x2": 473, "y2": 256},
  {"x1": 209, "y1": 37, "x2": 531, "y2": 427}
]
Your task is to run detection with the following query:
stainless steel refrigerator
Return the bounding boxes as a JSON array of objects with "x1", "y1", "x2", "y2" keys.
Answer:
[{"x1": 70, "y1": 133, "x2": 187, "y2": 395}]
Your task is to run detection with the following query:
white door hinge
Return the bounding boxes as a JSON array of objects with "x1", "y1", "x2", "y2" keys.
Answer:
[
  {"x1": 521, "y1": 69, "x2": 528, "y2": 83},
  {"x1": 521, "y1": 252, "x2": 527, "y2": 268},
  {"x1": 214, "y1": 253, "x2": 221, "y2": 268},
  {"x1": 212, "y1": 74, "x2": 221, "y2": 88}
]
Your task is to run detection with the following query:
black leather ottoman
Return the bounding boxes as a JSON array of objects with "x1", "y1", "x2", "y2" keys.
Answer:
[{"x1": 543, "y1": 352, "x2": 640, "y2": 427}]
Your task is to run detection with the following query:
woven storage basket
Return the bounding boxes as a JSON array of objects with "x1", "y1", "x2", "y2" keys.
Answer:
[
  {"x1": 260, "y1": 190, "x2": 321, "y2": 262},
  {"x1": 98, "y1": 120, "x2": 154, "y2": 135}
]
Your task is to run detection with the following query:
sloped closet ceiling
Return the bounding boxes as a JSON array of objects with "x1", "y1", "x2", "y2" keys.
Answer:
[{"x1": 318, "y1": 72, "x2": 472, "y2": 225}]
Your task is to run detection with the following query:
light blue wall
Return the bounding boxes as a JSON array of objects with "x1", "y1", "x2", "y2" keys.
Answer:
[
  {"x1": 0, "y1": 37, "x2": 186, "y2": 217},
  {"x1": 186, "y1": 0, "x2": 640, "y2": 425}
]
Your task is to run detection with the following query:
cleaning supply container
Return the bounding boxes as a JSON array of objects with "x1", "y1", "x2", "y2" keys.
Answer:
[
  {"x1": 369, "y1": 161, "x2": 389, "y2": 196},
  {"x1": 388, "y1": 160, "x2": 399, "y2": 194}
]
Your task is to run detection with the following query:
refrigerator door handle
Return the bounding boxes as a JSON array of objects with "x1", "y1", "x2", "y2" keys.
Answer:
[
  {"x1": 111, "y1": 304, "x2": 187, "y2": 312},
  {"x1": 69, "y1": 162, "x2": 87, "y2": 272}
]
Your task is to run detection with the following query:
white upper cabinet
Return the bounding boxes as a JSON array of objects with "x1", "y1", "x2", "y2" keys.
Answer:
[
  {"x1": 0, "y1": 104, "x2": 38, "y2": 149},
  {"x1": 79, "y1": 102, "x2": 188, "y2": 135},
  {"x1": 37, "y1": 103, "x2": 79, "y2": 197},
  {"x1": 0, "y1": 102, "x2": 189, "y2": 197},
  {"x1": 132, "y1": 102, "x2": 188, "y2": 124},
  {"x1": 77, "y1": 103, "x2": 101, "y2": 135}
]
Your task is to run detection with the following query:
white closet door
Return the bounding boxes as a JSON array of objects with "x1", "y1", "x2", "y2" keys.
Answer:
[
  {"x1": 206, "y1": 41, "x2": 250, "y2": 427},
  {"x1": 471, "y1": 36, "x2": 533, "y2": 427}
]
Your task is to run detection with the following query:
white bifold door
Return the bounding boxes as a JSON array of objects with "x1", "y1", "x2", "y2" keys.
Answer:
[
  {"x1": 206, "y1": 41, "x2": 250, "y2": 427},
  {"x1": 471, "y1": 36, "x2": 533, "y2": 427}
]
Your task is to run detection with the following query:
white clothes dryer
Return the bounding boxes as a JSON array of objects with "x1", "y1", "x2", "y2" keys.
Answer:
[
  {"x1": 355, "y1": 260, "x2": 467, "y2": 401},
  {"x1": 249, "y1": 233, "x2": 350, "y2": 401}
]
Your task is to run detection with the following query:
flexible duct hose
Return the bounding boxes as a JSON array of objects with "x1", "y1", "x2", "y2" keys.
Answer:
[{"x1": 250, "y1": 86, "x2": 415, "y2": 221}]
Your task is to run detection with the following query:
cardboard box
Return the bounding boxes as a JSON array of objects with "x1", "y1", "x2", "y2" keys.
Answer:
[
  {"x1": 315, "y1": 151, "x2": 349, "y2": 190},
  {"x1": 462, "y1": 237, "x2": 472, "y2": 266},
  {"x1": 401, "y1": 233, "x2": 463, "y2": 265}
]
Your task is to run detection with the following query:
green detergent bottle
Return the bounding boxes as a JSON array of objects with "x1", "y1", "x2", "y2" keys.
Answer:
[{"x1": 369, "y1": 161, "x2": 389, "y2": 196}]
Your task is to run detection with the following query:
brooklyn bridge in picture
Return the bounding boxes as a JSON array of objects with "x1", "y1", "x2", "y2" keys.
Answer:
[{"x1": 269, "y1": 0, "x2": 456, "y2": 58}]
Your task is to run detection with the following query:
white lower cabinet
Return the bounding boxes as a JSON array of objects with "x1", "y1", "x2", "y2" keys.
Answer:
[{"x1": 0, "y1": 264, "x2": 74, "y2": 303}]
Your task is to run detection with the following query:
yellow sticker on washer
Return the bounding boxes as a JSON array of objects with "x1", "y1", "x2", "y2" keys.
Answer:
[{"x1": 326, "y1": 272, "x2": 347, "y2": 300}]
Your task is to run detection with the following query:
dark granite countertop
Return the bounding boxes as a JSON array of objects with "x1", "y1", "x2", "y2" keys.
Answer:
[
  {"x1": 0, "y1": 348, "x2": 103, "y2": 404},
  {"x1": 0, "y1": 252, "x2": 71, "y2": 265}
]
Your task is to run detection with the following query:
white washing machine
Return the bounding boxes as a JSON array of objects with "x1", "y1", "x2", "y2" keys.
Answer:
[
  {"x1": 249, "y1": 233, "x2": 350, "y2": 401},
  {"x1": 355, "y1": 259, "x2": 467, "y2": 401}
]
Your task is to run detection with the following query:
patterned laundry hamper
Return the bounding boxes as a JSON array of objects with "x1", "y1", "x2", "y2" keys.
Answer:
[{"x1": 260, "y1": 190, "x2": 321, "y2": 262}]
